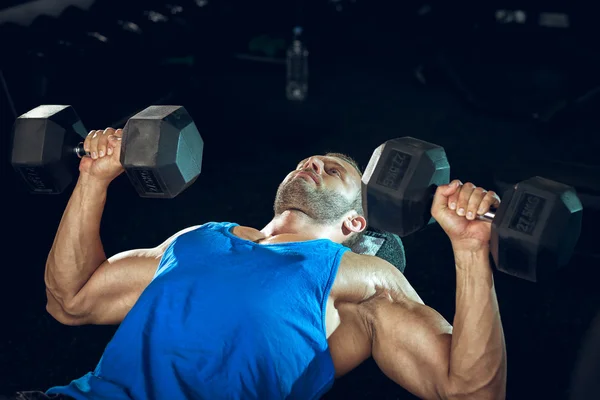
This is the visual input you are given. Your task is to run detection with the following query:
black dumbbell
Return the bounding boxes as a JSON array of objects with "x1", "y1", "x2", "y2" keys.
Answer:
[
  {"x1": 10, "y1": 105, "x2": 204, "y2": 198},
  {"x1": 362, "y1": 137, "x2": 583, "y2": 282},
  {"x1": 86, "y1": 0, "x2": 187, "y2": 58},
  {"x1": 25, "y1": 13, "x2": 115, "y2": 100},
  {"x1": 59, "y1": 5, "x2": 148, "y2": 59},
  {"x1": 57, "y1": 5, "x2": 153, "y2": 92},
  {"x1": 28, "y1": 7, "x2": 142, "y2": 81},
  {"x1": 28, "y1": 13, "x2": 106, "y2": 58}
]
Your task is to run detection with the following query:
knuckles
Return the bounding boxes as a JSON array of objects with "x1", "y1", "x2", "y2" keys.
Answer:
[{"x1": 437, "y1": 180, "x2": 497, "y2": 198}]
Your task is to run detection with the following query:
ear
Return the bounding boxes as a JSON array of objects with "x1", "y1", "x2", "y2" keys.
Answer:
[{"x1": 342, "y1": 214, "x2": 367, "y2": 235}]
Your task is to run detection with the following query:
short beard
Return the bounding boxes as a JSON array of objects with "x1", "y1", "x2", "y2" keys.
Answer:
[{"x1": 274, "y1": 176, "x2": 354, "y2": 225}]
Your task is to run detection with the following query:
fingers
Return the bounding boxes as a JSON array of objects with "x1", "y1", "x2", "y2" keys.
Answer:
[
  {"x1": 83, "y1": 130, "x2": 97, "y2": 158},
  {"x1": 433, "y1": 179, "x2": 502, "y2": 221},
  {"x1": 446, "y1": 183, "x2": 461, "y2": 212},
  {"x1": 96, "y1": 128, "x2": 115, "y2": 158},
  {"x1": 466, "y1": 187, "x2": 487, "y2": 220},
  {"x1": 432, "y1": 179, "x2": 462, "y2": 211},
  {"x1": 446, "y1": 181, "x2": 501, "y2": 220},
  {"x1": 84, "y1": 128, "x2": 119, "y2": 159},
  {"x1": 446, "y1": 180, "x2": 467, "y2": 212},
  {"x1": 477, "y1": 190, "x2": 501, "y2": 215},
  {"x1": 453, "y1": 182, "x2": 476, "y2": 217}
]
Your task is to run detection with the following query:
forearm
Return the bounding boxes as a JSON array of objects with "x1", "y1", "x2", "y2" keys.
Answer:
[
  {"x1": 448, "y1": 246, "x2": 507, "y2": 399},
  {"x1": 45, "y1": 174, "x2": 109, "y2": 307}
]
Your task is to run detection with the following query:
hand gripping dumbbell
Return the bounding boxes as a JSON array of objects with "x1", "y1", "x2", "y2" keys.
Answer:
[
  {"x1": 362, "y1": 137, "x2": 583, "y2": 282},
  {"x1": 10, "y1": 104, "x2": 204, "y2": 198}
]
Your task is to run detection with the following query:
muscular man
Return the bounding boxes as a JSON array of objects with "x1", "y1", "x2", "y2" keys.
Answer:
[{"x1": 36, "y1": 128, "x2": 506, "y2": 399}]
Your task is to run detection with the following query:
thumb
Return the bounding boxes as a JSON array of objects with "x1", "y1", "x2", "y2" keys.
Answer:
[{"x1": 432, "y1": 180, "x2": 461, "y2": 211}]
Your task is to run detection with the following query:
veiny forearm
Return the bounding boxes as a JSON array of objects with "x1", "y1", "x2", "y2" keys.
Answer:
[
  {"x1": 447, "y1": 247, "x2": 507, "y2": 399},
  {"x1": 45, "y1": 174, "x2": 109, "y2": 307}
]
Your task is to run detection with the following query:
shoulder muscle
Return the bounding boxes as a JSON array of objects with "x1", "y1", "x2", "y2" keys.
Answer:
[{"x1": 331, "y1": 252, "x2": 423, "y2": 305}]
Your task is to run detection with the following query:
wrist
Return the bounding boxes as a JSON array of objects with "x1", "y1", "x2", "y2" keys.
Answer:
[
  {"x1": 452, "y1": 246, "x2": 491, "y2": 272},
  {"x1": 77, "y1": 173, "x2": 111, "y2": 194},
  {"x1": 451, "y1": 238, "x2": 490, "y2": 254}
]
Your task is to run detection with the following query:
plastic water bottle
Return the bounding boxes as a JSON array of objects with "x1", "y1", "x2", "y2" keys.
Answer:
[{"x1": 286, "y1": 26, "x2": 309, "y2": 101}]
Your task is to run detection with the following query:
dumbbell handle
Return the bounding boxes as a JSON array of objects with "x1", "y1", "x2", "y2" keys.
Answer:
[
  {"x1": 478, "y1": 211, "x2": 495, "y2": 222},
  {"x1": 74, "y1": 142, "x2": 89, "y2": 158}
]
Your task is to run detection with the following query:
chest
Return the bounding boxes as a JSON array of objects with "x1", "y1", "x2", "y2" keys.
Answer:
[{"x1": 167, "y1": 227, "x2": 348, "y2": 316}]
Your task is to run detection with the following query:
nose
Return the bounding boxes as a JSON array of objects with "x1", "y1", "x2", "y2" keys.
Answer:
[{"x1": 303, "y1": 157, "x2": 324, "y2": 174}]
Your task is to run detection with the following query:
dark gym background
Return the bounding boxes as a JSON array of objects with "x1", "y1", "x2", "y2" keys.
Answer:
[{"x1": 1, "y1": 1, "x2": 599, "y2": 399}]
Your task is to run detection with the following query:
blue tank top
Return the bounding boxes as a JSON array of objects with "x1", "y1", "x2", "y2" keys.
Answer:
[{"x1": 46, "y1": 222, "x2": 349, "y2": 400}]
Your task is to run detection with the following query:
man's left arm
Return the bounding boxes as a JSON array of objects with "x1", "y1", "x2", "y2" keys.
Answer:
[
  {"x1": 359, "y1": 253, "x2": 506, "y2": 400},
  {"x1": 349, "y1": 182, "x2": 507, "y2": 399}
]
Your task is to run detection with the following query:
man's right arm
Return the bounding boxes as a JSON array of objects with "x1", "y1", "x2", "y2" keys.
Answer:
[{"x1": 45, "y1": 174, "x2": 197, "y2": 326}]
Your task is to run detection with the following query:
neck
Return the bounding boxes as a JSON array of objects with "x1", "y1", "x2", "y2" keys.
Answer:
[{"x1": 261, "y1": 210, "x2": 335, "y2": 241}]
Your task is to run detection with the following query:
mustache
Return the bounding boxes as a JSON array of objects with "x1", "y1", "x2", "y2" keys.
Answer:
[{"x1": 294, "y1": 169, "x2": 321, "y2": 184}]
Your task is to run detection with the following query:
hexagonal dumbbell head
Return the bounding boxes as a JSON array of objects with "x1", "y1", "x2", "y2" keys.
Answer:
[
  {"x1": 491, "y1": 176, "x2": 583, "y2": 282},
  {"x1": 120, "y1": 105, "x2": 204, "y2": 198},
  {"x1": 362, "y1": 137, "x2": 450, "y2": 237},
  {"x1": 11, "y1": 105, "x2": 88, "y2": 194}
]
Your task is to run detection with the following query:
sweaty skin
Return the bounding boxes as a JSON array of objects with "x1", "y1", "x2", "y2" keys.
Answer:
[{"x1": 45, "y1": 130, "x2": 506, "y2": 400}]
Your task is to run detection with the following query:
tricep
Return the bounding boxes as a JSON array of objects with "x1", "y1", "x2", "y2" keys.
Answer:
[{"x1": 48, "y1": 248, "x2": 162, "y2": 325}]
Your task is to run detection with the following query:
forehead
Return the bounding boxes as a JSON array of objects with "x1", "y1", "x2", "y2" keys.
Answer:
[{"x1": 297, "y1": 155, "x2": 345, "y2": 167}]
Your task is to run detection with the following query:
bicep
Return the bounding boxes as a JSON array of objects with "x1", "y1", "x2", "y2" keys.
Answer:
[{"x1": 367, "y1": 295, "x2": 453, "y2": 400}]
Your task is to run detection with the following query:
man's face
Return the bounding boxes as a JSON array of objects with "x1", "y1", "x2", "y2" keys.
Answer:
[{"x1": 274, "y1": 155, "x2": 362, "y2": 224}]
